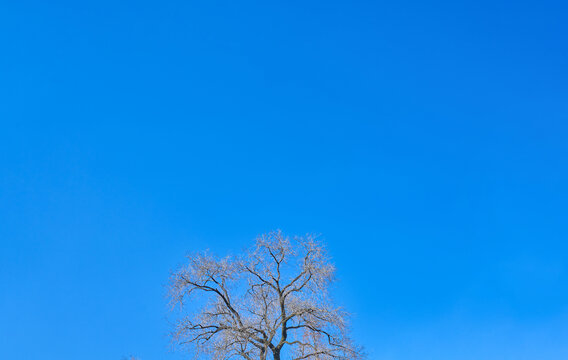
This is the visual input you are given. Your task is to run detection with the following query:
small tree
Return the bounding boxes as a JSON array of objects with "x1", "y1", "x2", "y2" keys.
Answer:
[{"x1": 168, "y1": 230, "x2": 364, "y2": 360}]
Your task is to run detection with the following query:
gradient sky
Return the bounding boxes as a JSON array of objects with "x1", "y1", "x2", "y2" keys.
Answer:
[{"x1": 1, "y1": 0, "x2": 567, "y2": 359}]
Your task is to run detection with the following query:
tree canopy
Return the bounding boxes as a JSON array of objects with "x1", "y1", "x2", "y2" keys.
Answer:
[{"x1": 168, "y1": 230, "x2": 364, "y2": 360}]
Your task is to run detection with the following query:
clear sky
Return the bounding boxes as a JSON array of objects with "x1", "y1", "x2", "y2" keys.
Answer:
[{"x1": 1, "y1": 0, "x2": 567, "y2": 359}]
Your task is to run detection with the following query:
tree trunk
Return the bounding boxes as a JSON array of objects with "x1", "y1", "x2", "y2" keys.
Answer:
[{"x1": 272, "y1": 350, "x2": 281, "y2": 360}]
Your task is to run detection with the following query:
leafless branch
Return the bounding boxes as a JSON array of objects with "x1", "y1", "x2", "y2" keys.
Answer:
[{"x1": 167, "y1": 230, "x2": 364, "y2": 360}]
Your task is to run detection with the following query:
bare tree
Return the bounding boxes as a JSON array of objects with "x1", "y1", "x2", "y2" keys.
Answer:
[{"x1": 168, "y1": 230, "x2": 364, "y2": 360}]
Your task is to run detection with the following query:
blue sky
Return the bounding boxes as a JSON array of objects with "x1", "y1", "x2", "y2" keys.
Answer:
[{"x1": 1, "y1": 0, "x2": 567, "y2": 359}]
